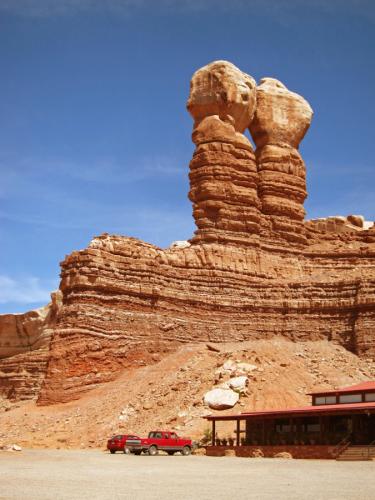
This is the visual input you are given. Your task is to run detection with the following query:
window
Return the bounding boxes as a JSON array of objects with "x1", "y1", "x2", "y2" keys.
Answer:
[
  {"x1": 306, "y1": 423, "x2": 320, "y2": 432},
  {"x1": 303, "y1": 417, "x2": 320, "y2": 433},
  {"x1": 365, "y1": 392, "x2": 375, "y2": 402},
  {"x1": 275, "y1": 420, "x2": 291, "y2": 433},
  {"x1": 339, "y1": 393, "x2": 362, "y2": 404},
  {"x1": 148, "y1": 432, "x2": 163, "y2": 439},
  {"x1": 314, "y1": 396, "x2": 337, "y2": 405}
]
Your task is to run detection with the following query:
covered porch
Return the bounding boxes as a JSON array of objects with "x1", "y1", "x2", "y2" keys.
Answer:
[{"x1": 205, "y1": 406, "x2": 375, "y2": 459}]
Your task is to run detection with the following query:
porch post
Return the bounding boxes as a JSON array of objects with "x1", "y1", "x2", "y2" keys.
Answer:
[
  {"x1": 262, "y1": 420, "x2": 266, "y2": 445},
  {"x1": 319, "y1": 417, "x2": 323, "y2": 444},
  {"x1": 236, "y1": 419, "x2": 240, "y2": 446},
  {"x1": 296, "y1": 419, "x2": 301, "y2": 443},
  {"x1": 290, "y1": 418, "x2": 294, "y2": 445},
  {"x1": 212, "y1": 420, "x2": 216, "y2": 446}
]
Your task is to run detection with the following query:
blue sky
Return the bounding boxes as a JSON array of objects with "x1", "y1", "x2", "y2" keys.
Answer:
[{"x1": 0, "y1": 0, "x2": 374, "y2": 313}]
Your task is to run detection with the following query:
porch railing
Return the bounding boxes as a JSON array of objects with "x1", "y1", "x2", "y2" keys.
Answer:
[
  {"x1": 367, "y1": 439, "x2": 375, "y2": 460},
  {"x1": 332, "y1": 434, "x2": 351, "y2": 458}
]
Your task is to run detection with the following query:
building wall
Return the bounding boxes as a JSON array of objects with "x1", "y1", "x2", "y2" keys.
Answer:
[{"x1": 206, "y1": 445, "x2": 336, "y2": 459}]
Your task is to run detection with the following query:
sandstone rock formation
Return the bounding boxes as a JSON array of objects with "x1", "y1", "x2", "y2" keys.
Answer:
[
  {"x1": 249, "y1": 77, "x2": 313, "y2": 245},
  {"x1": 0, "y1": 60, "x2": 374, "y2": 406},
  {"x1": 0, "y1": 292, "x2": 61, "y2": 400},
  {"x1": 0, "y1": 302, "x2": 52, "y2": 359},
  {"x1": 187, "y1": 61, "x2": 261, "y2": 245},
  {"x1": 306, "y1": 215, "x2": 370, "y2": 234}
]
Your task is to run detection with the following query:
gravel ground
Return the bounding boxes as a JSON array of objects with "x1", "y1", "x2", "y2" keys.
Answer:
[{"x1": 0, "y1": 450, "x2": 374, "y2": 500}]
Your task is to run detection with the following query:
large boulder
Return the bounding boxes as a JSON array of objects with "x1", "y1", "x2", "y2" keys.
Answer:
[
  {"x1": 187, "y1": 60, "x2": 256, "y2": 134},
  {"x1": 347, "y1": 215, "x2": 364, "y2": 228},
  {"x1": 228, "y1": 376, "x2": 249, "y2": 393},
  {"x1": 203, "y1": 388, "x2": 239, "y2": 410},
  {"x1": 249, "y1": 77, "x2": 313, "y2": 149}
]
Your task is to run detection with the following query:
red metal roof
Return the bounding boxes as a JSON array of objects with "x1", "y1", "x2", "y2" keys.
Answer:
[
  {"x1": 308, "y1": 380, "x2": 375, "y2": 396},
  {"x1": 204, "y1": 401, "x2": 375, "y2": 421}
]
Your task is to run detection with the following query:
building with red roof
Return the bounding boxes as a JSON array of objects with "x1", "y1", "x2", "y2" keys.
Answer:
[{"x1": 204, "y1": 382, "x2": 375, "y2": 459}]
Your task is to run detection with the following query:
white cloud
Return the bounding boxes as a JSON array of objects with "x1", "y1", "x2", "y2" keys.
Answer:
[{"x1": 0, "y1": 275, "x2": 55, "y2": 305}]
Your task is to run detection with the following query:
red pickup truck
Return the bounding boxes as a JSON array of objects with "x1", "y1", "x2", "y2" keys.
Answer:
[{"x1": 126, "y1": 430, "x2": 192, "y2": 456}]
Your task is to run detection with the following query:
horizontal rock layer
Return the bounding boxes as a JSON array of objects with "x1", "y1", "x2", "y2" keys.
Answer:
[
  {"x1": 0, "y1": 292, "x2": 61, "y2": 400},
  {"x1": 36, "y1": 233, "x2": 375, "y2": 404},
  {"x1": 0, "y1": 349, "x2": 49, "y2": 400},
  {"x1": 1, "y1": 60, "x2": 374, "y2": 405}
]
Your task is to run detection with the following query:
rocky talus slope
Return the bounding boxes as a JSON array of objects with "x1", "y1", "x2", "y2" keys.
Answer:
[
  {"x1": 1, "y1": 340, "x2": 375, "y2": 449},
  {"x1": 0, "y1": 60, "x2": 374, "y2": 408}
]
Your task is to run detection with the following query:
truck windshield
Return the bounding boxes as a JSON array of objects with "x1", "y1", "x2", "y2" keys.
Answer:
[{"x1": 149, "y1": 432, "x2": 163, "y2": 438}]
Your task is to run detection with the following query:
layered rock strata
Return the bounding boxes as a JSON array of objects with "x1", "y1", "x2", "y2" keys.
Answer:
[
  {"x1": 249, "y1": 77, "x2": 313, "y2": 245},
  {"x1": 37, "y1": 230, "x2": 375, "y2": 405},
  {"x1": 1, "y1": 60, "x2": 374, "y2": 405},
  {"x1": 187, "y1": 61, "x2": 261, "y2": 245},
  {"x1": 306, "y1": 215, "x2": 374, "y2": 234},
  {"x1": 0, "y1": 292, "x2": 61, "y2": 400}
]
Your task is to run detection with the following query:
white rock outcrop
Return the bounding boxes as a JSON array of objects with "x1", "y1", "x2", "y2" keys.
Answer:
[
  {"x1": 169, "y1": 240, "x2": 191, "y2": 250},
  {"x1": 228, "y1": 376, "x2": 249, "y2": 393},
  {"x1": 203, "y1": 388, "x2": 239, "y2": 410}
]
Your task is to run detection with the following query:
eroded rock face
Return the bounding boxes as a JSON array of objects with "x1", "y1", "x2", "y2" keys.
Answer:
[
  {"x1": 250, "y1": 77, "x2": 313, "y2": 244},
  {"x1": 1, "y1": 60, "x2": 374, "y2": 406},
  {"x1": 0, "y1": 306, "x2": 50, "y2": 359},
  {"x1": 187, "y1": 61, "x2": 261, "y2": 245},
  {"x1": 250, "y1": 78, "x2": 312, "y2": 149},
  {"x1": 306, "y1": 215, "x2": 369, "y2": 234},
  {"x1": 187, "y1": 60, "x2": 256, "y2": 135},
  {"x1": 0, "y1": 292, "x2": 62, "y2": 400}
]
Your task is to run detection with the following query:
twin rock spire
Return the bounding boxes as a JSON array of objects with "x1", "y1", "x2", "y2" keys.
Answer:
[{"x1": 187, "y1": 61, "x2": 313, "y2": 246}]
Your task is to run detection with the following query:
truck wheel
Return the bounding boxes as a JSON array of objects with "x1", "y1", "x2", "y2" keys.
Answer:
[
  {"x1": 123, "y1": 447, "x2": 130, "y2": 454},
  {"x1": 148, "y1": 445, "x2": 158, "y2": 456},
  {"x1": 182, "y1": 446, "x2": 191, "y2": 456},
  {"x1": 110, "y1": 450, "x2": 115, "y2": 454},
  {"x1": 134, "y1": 450, "x2": 142, "y2": 455}
]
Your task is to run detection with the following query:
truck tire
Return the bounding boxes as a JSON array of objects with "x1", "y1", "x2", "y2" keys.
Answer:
[
  {"x1": 134, "y1": 450, "x2": 142, "y2": 455},
  {"x1": 148, "y1": 445, "x2": 158, "y2": 456},
  {"x1": 110, "y1": 450, "x2": 115, "y2": 454},
  {"x1": 182, "y1": 446, "x2": 191, "y2": 456}
]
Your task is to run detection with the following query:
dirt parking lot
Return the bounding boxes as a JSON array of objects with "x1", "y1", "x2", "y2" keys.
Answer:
[{"x1": 0, "y1": 450, "x2": 374, "y2": 500}]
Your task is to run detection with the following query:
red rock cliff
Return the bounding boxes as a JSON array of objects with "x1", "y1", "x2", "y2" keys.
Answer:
[{"x1": 2, "y1": 60, "x2": 373, "y2": 405}]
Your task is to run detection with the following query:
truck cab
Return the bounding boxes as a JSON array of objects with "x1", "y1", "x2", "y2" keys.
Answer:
[{"x1": 126, "y1": 430, "x2": 192, "y2": 456}]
